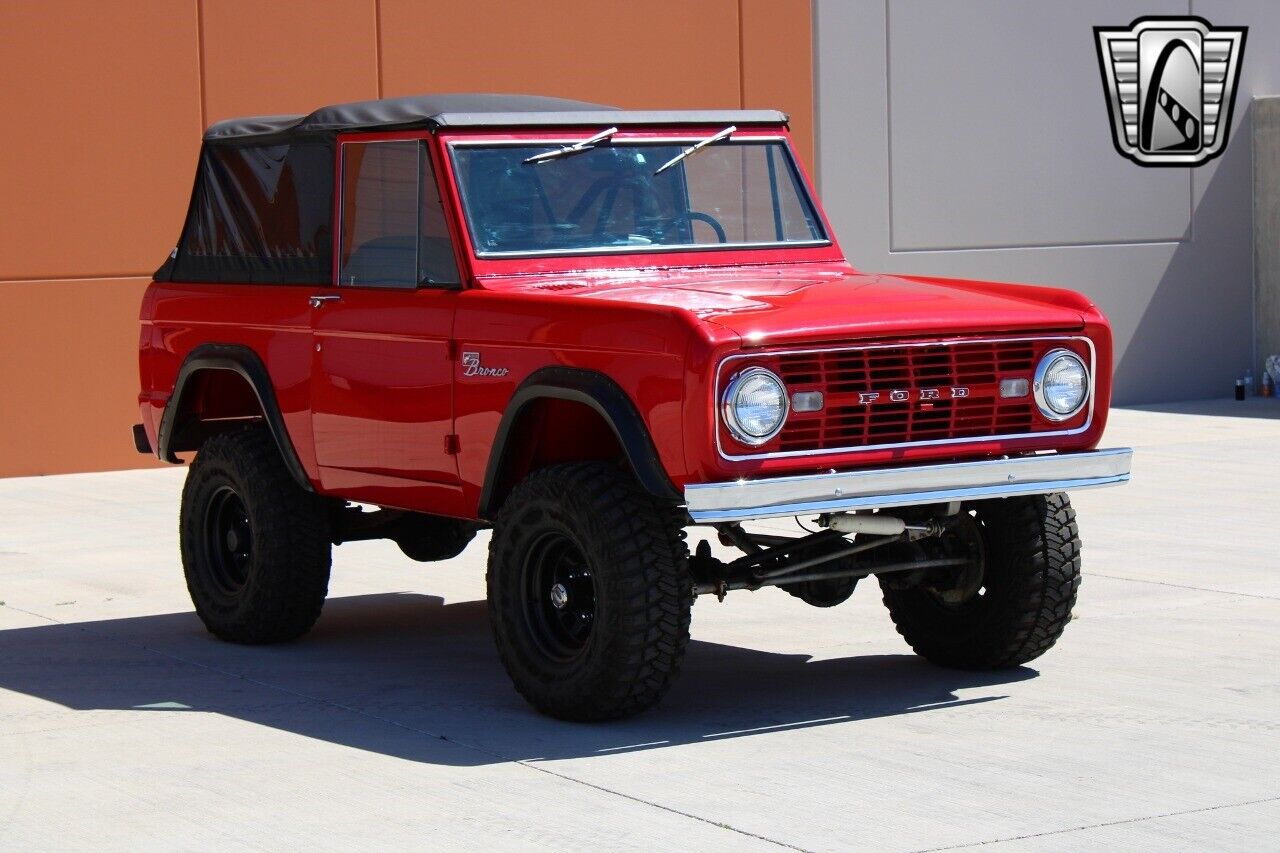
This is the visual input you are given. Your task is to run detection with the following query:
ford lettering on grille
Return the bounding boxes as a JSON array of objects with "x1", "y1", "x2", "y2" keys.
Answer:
[{"x1": 858, "y1": 387, "x2": 969, "y2": 404}]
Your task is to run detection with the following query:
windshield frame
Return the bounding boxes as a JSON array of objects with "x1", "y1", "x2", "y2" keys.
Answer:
[{"x1": 442, "y1": 128, "x2": 835, "y2": 263}]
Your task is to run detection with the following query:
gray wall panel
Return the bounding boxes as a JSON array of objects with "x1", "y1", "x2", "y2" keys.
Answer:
[
  {"x1": 888, "y1": 0, "x2": 1189, "y2": 250},
  {"x1": 815, "y1": 0, "x2": 1278, "y2": 404}
]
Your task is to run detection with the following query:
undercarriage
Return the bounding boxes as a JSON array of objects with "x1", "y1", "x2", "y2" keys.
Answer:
[{"x1": 690, "y1": 505, "x2": 982, "y2": 606}]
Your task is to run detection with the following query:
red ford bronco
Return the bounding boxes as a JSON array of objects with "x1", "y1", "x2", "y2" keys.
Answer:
[{"x1": 136, "y1": 94, "x2": 1131, "y2": 720}]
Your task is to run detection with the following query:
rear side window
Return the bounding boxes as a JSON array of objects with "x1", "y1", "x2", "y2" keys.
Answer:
[
  {"x1": 339, "y1": 140, "x2": 460, "y2": 288},
  {"x1": 170, "y1": 141, "x2": 333, "y2": 283}
]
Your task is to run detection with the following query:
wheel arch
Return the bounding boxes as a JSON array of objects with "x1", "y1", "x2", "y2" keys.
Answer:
[
  {"x1": 158, "y1": 343, "x2": 313, "y2": 492},
  {"x1": 477, "y1": 367, "x2": 679, "y2": 520}
]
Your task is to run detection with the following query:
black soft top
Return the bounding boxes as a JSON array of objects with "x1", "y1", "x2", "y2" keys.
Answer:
[
  {"x1": 161, "y1": 93, "x2": 790, "y2": 285},
  {"x1": 203, "y1": 93, "x2": 789, "y2": 142}
]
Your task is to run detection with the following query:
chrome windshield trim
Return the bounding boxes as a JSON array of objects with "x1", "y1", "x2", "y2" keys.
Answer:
[
  {"x1": 684, "y1": 448, "x2": 1132, "y2": 524},
  {"x1": 448, "y1": 135, "x2": 790, "y2": 147},
  {"x1": 446, "y1": 135, "x2": 830, "y2": 258},
  {"x1": 714, "y1": 336, "x2": 1097, "y2": 461},
  {"x1": 473, "y1": 239, "x2": 832, "y2": 259}
]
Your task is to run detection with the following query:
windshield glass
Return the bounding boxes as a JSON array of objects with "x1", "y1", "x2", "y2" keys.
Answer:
[{"x1": 450, "y1": 139, "x2": 827, "y2": 257}]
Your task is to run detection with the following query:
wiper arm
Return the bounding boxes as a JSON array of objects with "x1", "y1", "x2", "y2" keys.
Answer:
[
  {"x1": 654, "y1": 125, "x2": 736, "y2": 175},
  {"x1": 522, "y1": 127, "x2": 619, "y2": 164}
]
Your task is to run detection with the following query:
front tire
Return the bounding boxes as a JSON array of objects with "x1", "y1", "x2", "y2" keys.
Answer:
[
  {"x1": 487, "y1": 463, "x2": 692, "y2": 721},
  {"x1": 180, "y1": 426, "x2": 332, "y2": 644},
  {"x1": 879, "y1": 493, "x2": 1081, "y2": 669}
]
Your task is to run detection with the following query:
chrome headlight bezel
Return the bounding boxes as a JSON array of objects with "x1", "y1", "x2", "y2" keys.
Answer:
[
  {"x1": 721, "y1": 366, "x2": 789, "y2": 446},
  {"x1": 1033, "y1": 348, "x2": 1090, "y2": 421}
]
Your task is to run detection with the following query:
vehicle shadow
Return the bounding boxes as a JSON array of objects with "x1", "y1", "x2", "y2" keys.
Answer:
[{"x1": 1, "y1": 593, "x2": 1035, "y2": 767}]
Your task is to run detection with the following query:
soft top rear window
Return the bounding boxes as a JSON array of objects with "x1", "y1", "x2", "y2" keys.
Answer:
[{"x1": 162, "y1": 140, "x2": 333, "y2": 284}]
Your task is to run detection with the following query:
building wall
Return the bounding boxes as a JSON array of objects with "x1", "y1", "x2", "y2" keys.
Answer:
[
  {"x1": 814, "y1": 0, "x2": 1280, "y2": 405},
  {"x1": 1255, "y1": 97, "x2": 1280, "y2": 383},
  {"x1": 0, "y1": 0, "x2": 813, "y2": 478}
]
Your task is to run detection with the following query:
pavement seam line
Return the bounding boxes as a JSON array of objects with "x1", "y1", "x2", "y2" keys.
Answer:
[
  {"x1": 511, "y1": 760, "x2": 812, "y2": 852},
  {"x1": 1086, "y1": 572, "x2": 1280, "y2": 600},
  {"x1": 913, "y1": 794, "x2": 1280, "y2": 851},
  {"x1": 1, "y1": 602, "x2": 806, "y2": 851}
]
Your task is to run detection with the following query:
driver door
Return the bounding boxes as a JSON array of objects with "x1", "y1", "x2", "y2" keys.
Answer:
[{"x1": 309, "y1": 136, "x2": 465, "y2": 512}]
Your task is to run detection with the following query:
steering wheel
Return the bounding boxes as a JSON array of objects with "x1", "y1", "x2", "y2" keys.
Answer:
[{"x1": 654, "y1": 211, "x2": 727, "y2": 244}]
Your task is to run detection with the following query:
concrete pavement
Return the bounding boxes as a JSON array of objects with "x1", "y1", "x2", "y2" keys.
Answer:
[{"x1": 1, "y1": 399, "x2": 1278, "y2": 850}]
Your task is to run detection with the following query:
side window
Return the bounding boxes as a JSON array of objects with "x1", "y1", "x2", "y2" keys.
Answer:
[
  {"x1": 418, "y1": 146, "x2": 461, "y2": 286},
  {"x1": 339, "y1": 140, "x2": 460, "y2": 287}
]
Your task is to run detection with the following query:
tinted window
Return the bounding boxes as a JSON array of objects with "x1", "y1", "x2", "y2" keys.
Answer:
[
  {"x1": 339, "y1": 140, "x2": 460, "y2": 287},
  {"x1": 172, "y1": 141, "x2": 333, "y2": 283}
]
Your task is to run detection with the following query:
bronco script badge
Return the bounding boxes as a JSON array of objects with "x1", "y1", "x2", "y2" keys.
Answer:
[
  {"x1": 461, "y1": 351, "x2": 509, "y2": 378},
  {"x1": 1095, "y1": 16, "x2": 1246, "y2": 166}
]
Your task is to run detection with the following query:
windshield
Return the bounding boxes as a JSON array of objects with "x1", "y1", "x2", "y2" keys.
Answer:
[{"x1": 450, "y1": 138, "x2": 827, "y2": 257}]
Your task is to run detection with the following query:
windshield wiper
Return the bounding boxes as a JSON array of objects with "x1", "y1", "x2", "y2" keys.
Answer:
[
  {"x1": 654, "y1": 125, "x2": 736, "y2": 175},
  {"x1": 522, "y1": 127, "x2": 619, "y2": 164}
]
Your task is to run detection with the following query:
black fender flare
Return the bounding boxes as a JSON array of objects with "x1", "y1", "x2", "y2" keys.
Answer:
[
  {"x1": 477, "y1": 367, "x2": 680, "y2": 519},
  {"x1": 158, "y1": 343, "x2": 313, "y2": 492}
]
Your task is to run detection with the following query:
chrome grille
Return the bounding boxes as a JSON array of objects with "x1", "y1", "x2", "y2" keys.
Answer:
[{"x1": 773, "y1": 340, "x2": 1039, "y2": 452}]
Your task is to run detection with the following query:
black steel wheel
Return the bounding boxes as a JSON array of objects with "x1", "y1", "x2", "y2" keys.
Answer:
[
  {"x1": 202, "y1": 486, "x2": 253, "y2": 600},
  {"x1": 879, "y1": 494, "x2": 1081, "y2": 669},
  {"x1": 521, "y1": 532, "x2": 598, "y2": 662},
  {"x1": 487, "y1": 462, "x2": 692, "y2": 721},
  {"x1": 180, "y1": 426, "x2": 332, "y2": 644}
]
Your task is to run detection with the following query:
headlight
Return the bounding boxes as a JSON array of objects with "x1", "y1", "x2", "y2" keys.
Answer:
[
  {"x1": 722, "y1": 367, "x2": 788, "y2": 445},
  {"x1": 1034, "y1": 349, "x2": 1089, "y2": 421}
]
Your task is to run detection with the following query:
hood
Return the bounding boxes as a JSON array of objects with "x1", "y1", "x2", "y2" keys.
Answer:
[
  {"x1": 691, "y1": 271, "x2": 1089, "y2": 344},
  {"x1": 497, "y1": 267, "x2": 1090, "y2": 345}
]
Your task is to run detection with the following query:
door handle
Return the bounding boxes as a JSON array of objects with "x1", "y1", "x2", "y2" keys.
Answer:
[{"x1": 309, "y1": 295, "x2": 342, "y2": 308}]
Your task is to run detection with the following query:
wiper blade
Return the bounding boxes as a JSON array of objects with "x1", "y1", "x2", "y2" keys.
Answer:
[
  {"x1": 654, "y1": 125, "x2": 736, "y2": 175},
  {"x1": 522, "y1": 127, "x2": 619, "y2": 164}
]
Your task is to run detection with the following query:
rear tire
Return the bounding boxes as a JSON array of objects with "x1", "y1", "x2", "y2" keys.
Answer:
[
  {"x1": 487, "y1": 463, "x2": 692, "y2": 721},
  {"x1": 180, "y1": 426, "x2": 332, "y2": 644},
  {"x1": 879, "y1": 493, "x2": 1081, "y2": 669}
]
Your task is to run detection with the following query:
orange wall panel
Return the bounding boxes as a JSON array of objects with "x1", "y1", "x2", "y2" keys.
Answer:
[
  {"x1": 200, "y1": 0, "x2": 379, "y2": 124},
  {"x1": 0, "y1": 279, "x2": 166, "y2": 477},
  {"x1": 0, "y1": 0, "x2": 815, "y2": 479},
  {"x1": 0, "y1": 1, "x2": 201, "y2": 280},
  {"x1": 379, "y1": 0, "x2": 742, "y2": 110},
  {"x1": 741, "y1": 0, "x2": 814, "y2": 171}
]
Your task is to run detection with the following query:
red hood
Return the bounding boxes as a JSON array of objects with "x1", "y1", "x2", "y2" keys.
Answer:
[{"x1": 491, "y1": 267, "x2": 1091, "y2": 345}]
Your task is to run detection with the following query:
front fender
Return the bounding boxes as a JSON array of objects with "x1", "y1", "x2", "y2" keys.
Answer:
[{"x1": 477, "y1": 366, "x2": 679, "y2": 519}]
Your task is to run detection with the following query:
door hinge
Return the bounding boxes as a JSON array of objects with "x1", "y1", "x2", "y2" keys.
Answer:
[
  {"x1": 444, "y1": 434, "x2": 461, "y2": 455},
  {"x1": 446, "y1": 339, "x2": 459, "y2": 361}
]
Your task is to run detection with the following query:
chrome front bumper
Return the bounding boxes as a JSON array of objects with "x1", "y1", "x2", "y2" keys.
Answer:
[{"x1": 684, "y1": 448, "x2": 1132, "y2": 524}]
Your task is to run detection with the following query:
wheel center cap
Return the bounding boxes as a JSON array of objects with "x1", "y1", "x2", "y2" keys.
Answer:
[{"x1": 549, "y1": 583, "x2": 569, "y2": 609}]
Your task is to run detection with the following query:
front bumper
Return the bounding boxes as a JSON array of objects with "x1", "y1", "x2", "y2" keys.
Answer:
[{"x1": 684, "y1": 447, "x2": 1132, "y2": 523}]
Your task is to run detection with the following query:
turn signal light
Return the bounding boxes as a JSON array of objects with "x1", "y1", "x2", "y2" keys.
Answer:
[
  {"x1": 790, "y1": 391, "x2": 825, "y2": 412},
  {"x1": 1000, "y1": 378, "x2": 1030, "y2": 398}
]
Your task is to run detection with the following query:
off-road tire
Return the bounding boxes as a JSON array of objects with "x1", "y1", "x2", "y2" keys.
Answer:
[
  {"x1": 879, "y1": 493, "x2": 1081, "y2": 669},
  {"x1": 180, "y1": 426, "x2": 332, "y2": 644},
  {"x1": 487, "y1": 462, "x2": 693, "y2": 721}
]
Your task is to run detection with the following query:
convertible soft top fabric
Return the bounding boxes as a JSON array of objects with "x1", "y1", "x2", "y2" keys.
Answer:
[{"x1": 158, "y1": 94, "x2": 788, "y2": 283}]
